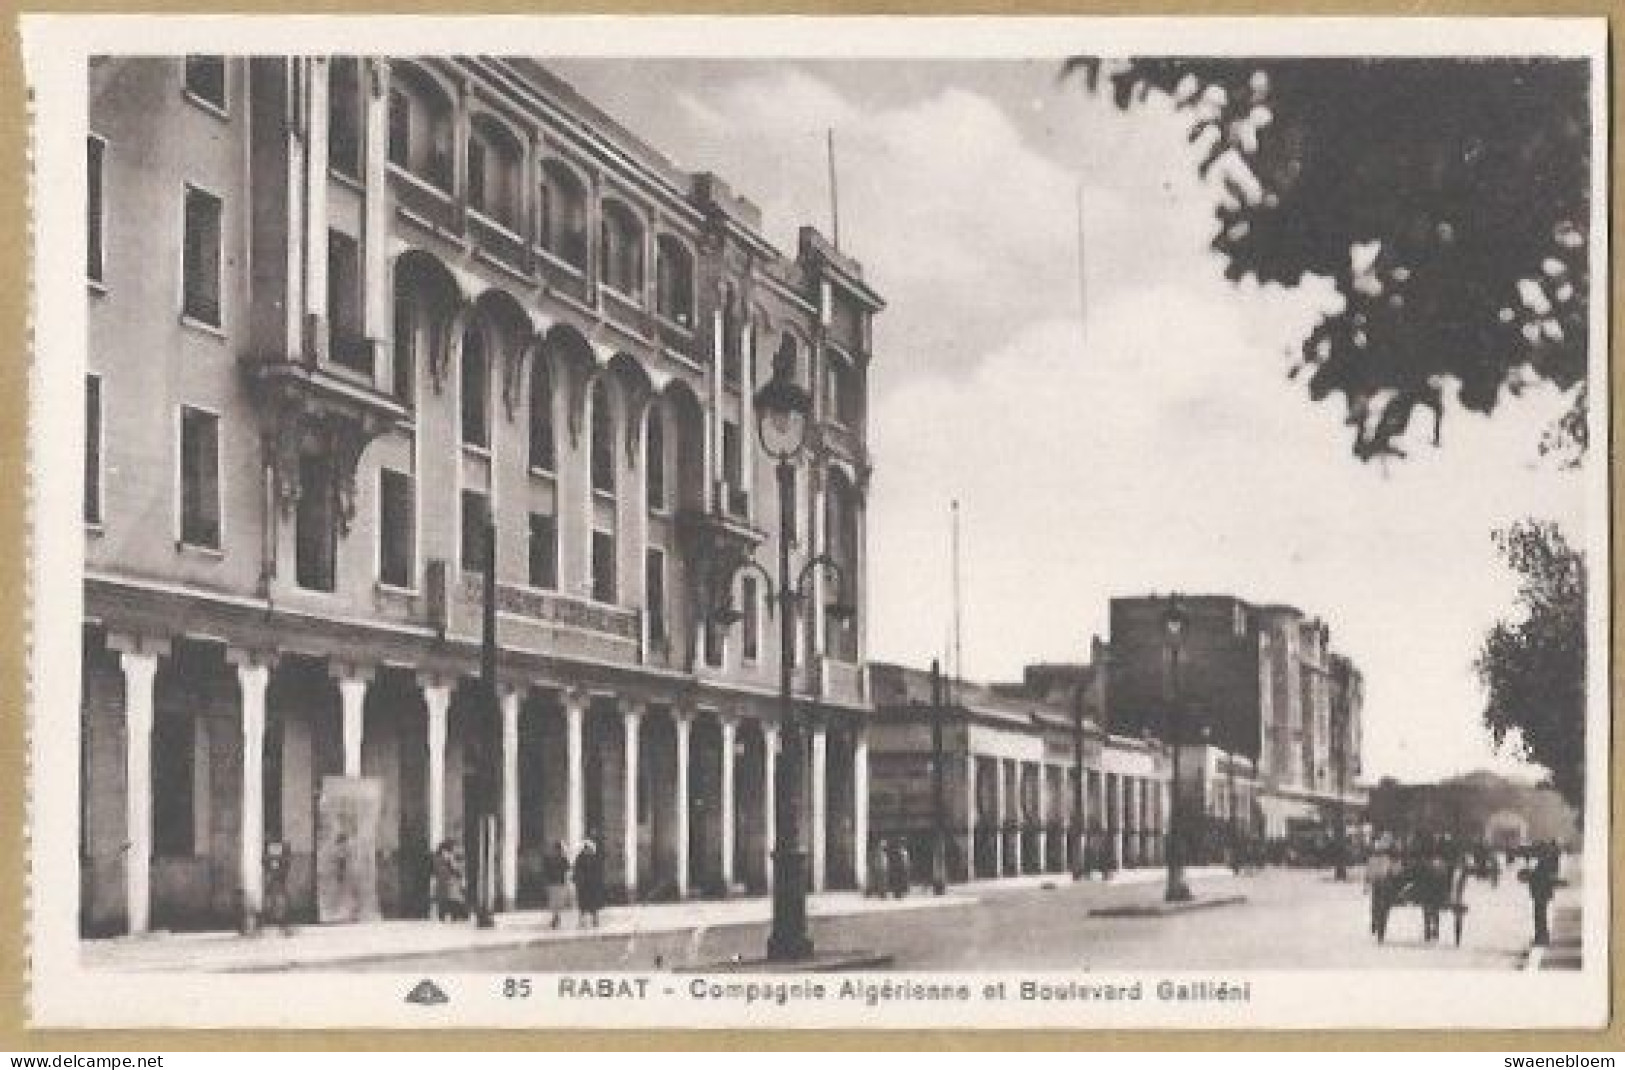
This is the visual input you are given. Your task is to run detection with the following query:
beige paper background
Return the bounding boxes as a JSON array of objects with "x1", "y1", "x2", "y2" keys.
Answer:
[{"x1": 3, "y1": 6, "x2": 1620, "y2": 1049}]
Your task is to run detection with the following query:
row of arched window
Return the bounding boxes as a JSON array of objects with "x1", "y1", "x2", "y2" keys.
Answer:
[{"x1": 334, "y1": 58, "x2": 695, "y2": 327}]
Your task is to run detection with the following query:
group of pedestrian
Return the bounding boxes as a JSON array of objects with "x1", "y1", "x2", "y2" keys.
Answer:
[
  {"x1": 431, "y1": 833, "x2": 607, "y2": 928},
  {"x1": 866, "y1": 839, "x2": 914, "y2": 898}
]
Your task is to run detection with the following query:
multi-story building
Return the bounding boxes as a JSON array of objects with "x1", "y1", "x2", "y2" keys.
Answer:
[
  {"x1": 1107, "y1": 594, "x2": 1364, "y2": 837},
  {"x1": 82, "y1": 56, "x2": 880, "y2": 934}
]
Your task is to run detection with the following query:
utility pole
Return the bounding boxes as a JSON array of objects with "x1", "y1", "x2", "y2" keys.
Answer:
[
  {"x1": 930, "y1": 658, "x2": 946, "y2": 895},
  {"x1": 474, "y1": 509, "x2": 498, "y2": 928}
]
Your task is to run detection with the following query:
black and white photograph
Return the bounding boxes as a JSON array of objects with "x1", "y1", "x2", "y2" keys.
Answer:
[{"x1": 24, "y1": 15, "x2": 1609, "y2": 1030}]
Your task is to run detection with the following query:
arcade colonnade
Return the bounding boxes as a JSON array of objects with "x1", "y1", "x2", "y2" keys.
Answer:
[
  {"x1": 82, "y1": 630, "x2": 868, "y2": 935},
  {"x1": 964, "y1": 753, "x2": 1167, "y2": 881}
]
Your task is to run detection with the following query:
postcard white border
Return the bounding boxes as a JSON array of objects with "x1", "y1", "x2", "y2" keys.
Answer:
[{"x1": 22, "y1": 14, "x2": 1611, "y2": 1031}]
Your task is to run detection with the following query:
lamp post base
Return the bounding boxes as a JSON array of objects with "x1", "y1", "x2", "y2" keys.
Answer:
[
  {"x1": 1164, "y1": 874, "x2": 1193, "y2": 903},
  {"x1": 766, "y1": 847, "x2": 814, "y2": 963}
]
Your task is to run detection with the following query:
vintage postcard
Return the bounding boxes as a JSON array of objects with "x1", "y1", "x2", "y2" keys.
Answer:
[{"x1": 22, "y1": 15, "x2": 1610, "y2": 1030}]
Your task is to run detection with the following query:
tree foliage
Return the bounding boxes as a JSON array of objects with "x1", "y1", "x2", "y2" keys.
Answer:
[
  {"x1": 1474, "y1": 519, "x2": 1586, "y2": 812},
  {"x1": 1066, "y1": 58, "x2": 1591, "y2": 462}
]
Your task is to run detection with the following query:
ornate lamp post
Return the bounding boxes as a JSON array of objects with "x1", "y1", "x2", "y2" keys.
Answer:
[
  {"x1": 1163, "y1": 596, "x2": 1193, "y2": 903},
  {"x1": 726, "y1": 353, "x2": 851, "y2": 963}
]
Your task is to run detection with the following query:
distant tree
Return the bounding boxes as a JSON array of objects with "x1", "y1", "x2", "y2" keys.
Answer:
[
  {"x1": 1474, "y1": 520, "x2": 1586, "y2": 813},
  {"x1": 1066, "y1": 58, "x2": 1591, "y2": 463}
]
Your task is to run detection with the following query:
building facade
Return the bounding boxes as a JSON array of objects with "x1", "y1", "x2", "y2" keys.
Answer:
[
  {"x1": 1107, "y1": 594, "x2": 1365, "y2": 837},
  {"x1": 82, "y1": 56, "x2": 880, "y2": 934},
  {"x1": 866, "y1": 657, "x2": 1172, "y2": 884}
]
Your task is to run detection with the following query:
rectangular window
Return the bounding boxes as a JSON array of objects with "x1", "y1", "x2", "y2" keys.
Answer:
[
  {"x1": 387, "y1": 89, "x2": 410, "y2": 168},
  {"x1": 461, "y1": 490, "x2": 489, "y2": 573},
  {"x1": 152, "y1": 715, "x2": 195, "y2": 857},
  {"x1": 644, "y1": 414, "x2": 664, "y2": 510},
  {"x1": 461, "y1": 338, "x2": 489, "y2": 448},
  {"x1": 529, "y1": 366, "x2": 555, "y2": 471},
  {"x1": 85, "y1": 375, "x2": 101, "y2": 525},
  {"x1": 591, "y1": 529, "x2": 616, "y2": 603},
  {"x1": 722, "y1": 421, "x2": 742, "y2": 486},
  {"x1": 184, "y1": 56, "x2": 227, "y2": 112},
  {"x1": 87, "y1": 136, "x2": 104, "y2": 283},
  {"x1": 327, "y1": 229, "x2": 369, "y2": 374},
  {"x1": 295, "y1": 455, "x2": 337, "y2": 591},
  {"x1": 722, "y1": 421, "x2": 745, "y2": 516},
  {"x1": 178, "y1": 406, "x2": 221, "y2": 549},
  {"x1": 645, "y1": 547, "x2": 666, "y2": 648},
  {"x1": 528, "y1": 512, "x2": 557, "y2": 590},
  {"x1": 378, "y1": 468, "x2": 414, "y2": 589},
  {"x1": 328, "y1": 58, "x2": 363, "y2": 179},
  {"x1": 741, "y1": 574, "x2": 759, "y2": 663},
  {"x1": 182, "y1": 186, "x2": 222, "y2": 327},
  {"x1": 467, "y1": 138, "x2": 487, "y2": 214}
]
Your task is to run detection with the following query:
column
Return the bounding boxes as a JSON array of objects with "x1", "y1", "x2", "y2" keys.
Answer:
[
  {"x1": 762, "y1": 723, "x2": 779, "y2": 890},
  {"x1": 423, "y1": 681, "x2": 450, "y2": 848},
  {"x1": 565, "y1": 691, "x2": 587, "y2": 850},
  {"x1": 622, "y1": 705, "x2": 642, "y2": 899},
  {"x1": 336, "y1": 670, "x2": 368, "y2": 779},
  {"x1": 118, "y1": 646, "x2": 160, "y2": 935},
  {"x1": 499, "y1": 688, "x2": 520, "y2": 908},
  {"x1": 852, "y1": 729, "x2": 869, "y2": 890},
  {"x1": 235, "y1": 657, "x2": 271, "y2": 920},
  {"x1": 994, "y1": 757, "x2": 1006, "y2": 878},
  {"x1": 1127, "y1": 778, "x2": 1141, "y2": 868},
  {"x1": 719, "y1": 716, "x2": 737, "y2": 892},
  {"x1": 810, "y1": 723, "x2": 827, "y2": 892},
  {"x1": 362, "y1": 59, "x2": 391, "y2": 380},
  {"x1": 1036, "y1": 763, "x2": 1049, "y2": 873},
  {"x1": 674, "y1": 710, "x2": 691, "y2": 898}
]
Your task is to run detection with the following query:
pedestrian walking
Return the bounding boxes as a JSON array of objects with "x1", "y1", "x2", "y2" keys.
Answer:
[
  {"x1": 541, "y1": 840, "x2": 572, "y2": 929},
  {"x1": 262, "y1": 840, "x2": 293, "y2": 936},
  {"x1": 867, "y1": 840, "x2": 888, "y2": 897},
  {"x1": 573, "y1": 837, "x2": 606, "y2": 928},
  {"x1": 1521, "y1": 845, "x2": 1566, "y2": 947},
  {"x1": 432, "y1": 838, "x2": 468, "y2": 922},
  {"x1": 1447, "y1": 845, "x2": 1471, "y2": 947},
  {"x1": 1365, "y1": 837, "x2": 1397, "y2": 943},
  {"x1": 886, "y1": 839, "x2": 911, "y2": 899}
]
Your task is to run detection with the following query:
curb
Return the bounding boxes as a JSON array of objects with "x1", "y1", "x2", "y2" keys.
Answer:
[{"x1": 1088, "y1": 894, "x2": 1249, "y2": 918}]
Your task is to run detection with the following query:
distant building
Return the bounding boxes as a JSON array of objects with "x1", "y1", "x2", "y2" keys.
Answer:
[
  {"x1": 1107, "y1": 594, "x2": 1365, "y2": 836},
  {"x1": 1367, "y1": 771, "x2": 1579, "y2": 847},
  {"x1": 866, "y1": 648, "x2": 1171, "y2": 884}
]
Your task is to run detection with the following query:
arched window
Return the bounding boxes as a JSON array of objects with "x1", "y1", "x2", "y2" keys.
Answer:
[
  {"x1": 599, "y1": 200, "x2": 644, "y2": 297},
  {"x1": 824, "y1": 470, "x2": 860, "y2": 661},
  {"x1": 645, "y1": 404, "x2": 666, "y2": 511},
  {"x1": 467, "y1": 114, "x2": 522, "y2": 229},
  {"x1": 387, "y1": 63, "x2": 453, "y2": 190},
  {"x1": 655, "y1": 235, "x2": 694, "y2": 327},
  {"x1": 590, "y1": 379, "x2": 615, "y2": 495},
  {"x1": 460, "y1": 327, "x2": 489, "y2": 448},
  {"x1": 539, "y1": 161, "x2": 588, "y2": 269},
  {"x1": 528, "y1": 358, "x2": 555, "y2": 471}
]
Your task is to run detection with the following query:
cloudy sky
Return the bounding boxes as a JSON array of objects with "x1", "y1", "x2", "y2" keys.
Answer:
[{"x1": 549, "y1": 58, "x2": 1587, "y2": 784}]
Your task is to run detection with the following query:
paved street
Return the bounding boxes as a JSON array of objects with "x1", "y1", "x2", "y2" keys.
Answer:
[{"x1": 300, "y1": 865, "x2": 1557, "y2": 973}]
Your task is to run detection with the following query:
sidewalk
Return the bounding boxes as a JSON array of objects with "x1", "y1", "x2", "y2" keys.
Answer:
[{"x1": 83, "y1": 864, "x2": 1234, "y2": 973}]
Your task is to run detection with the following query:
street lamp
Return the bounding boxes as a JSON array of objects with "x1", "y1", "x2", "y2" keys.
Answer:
[
  {"x1": 1163, "y1": 596, "x2": 1193, "y2": 903},
  {"x1": 746, "y1": 353, "x2": 853, "y2": 962}
]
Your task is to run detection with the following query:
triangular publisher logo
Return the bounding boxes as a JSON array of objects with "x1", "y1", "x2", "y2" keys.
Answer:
[{"x1": 405, "y1": 979, "x2": 450, "y2": 1005}]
